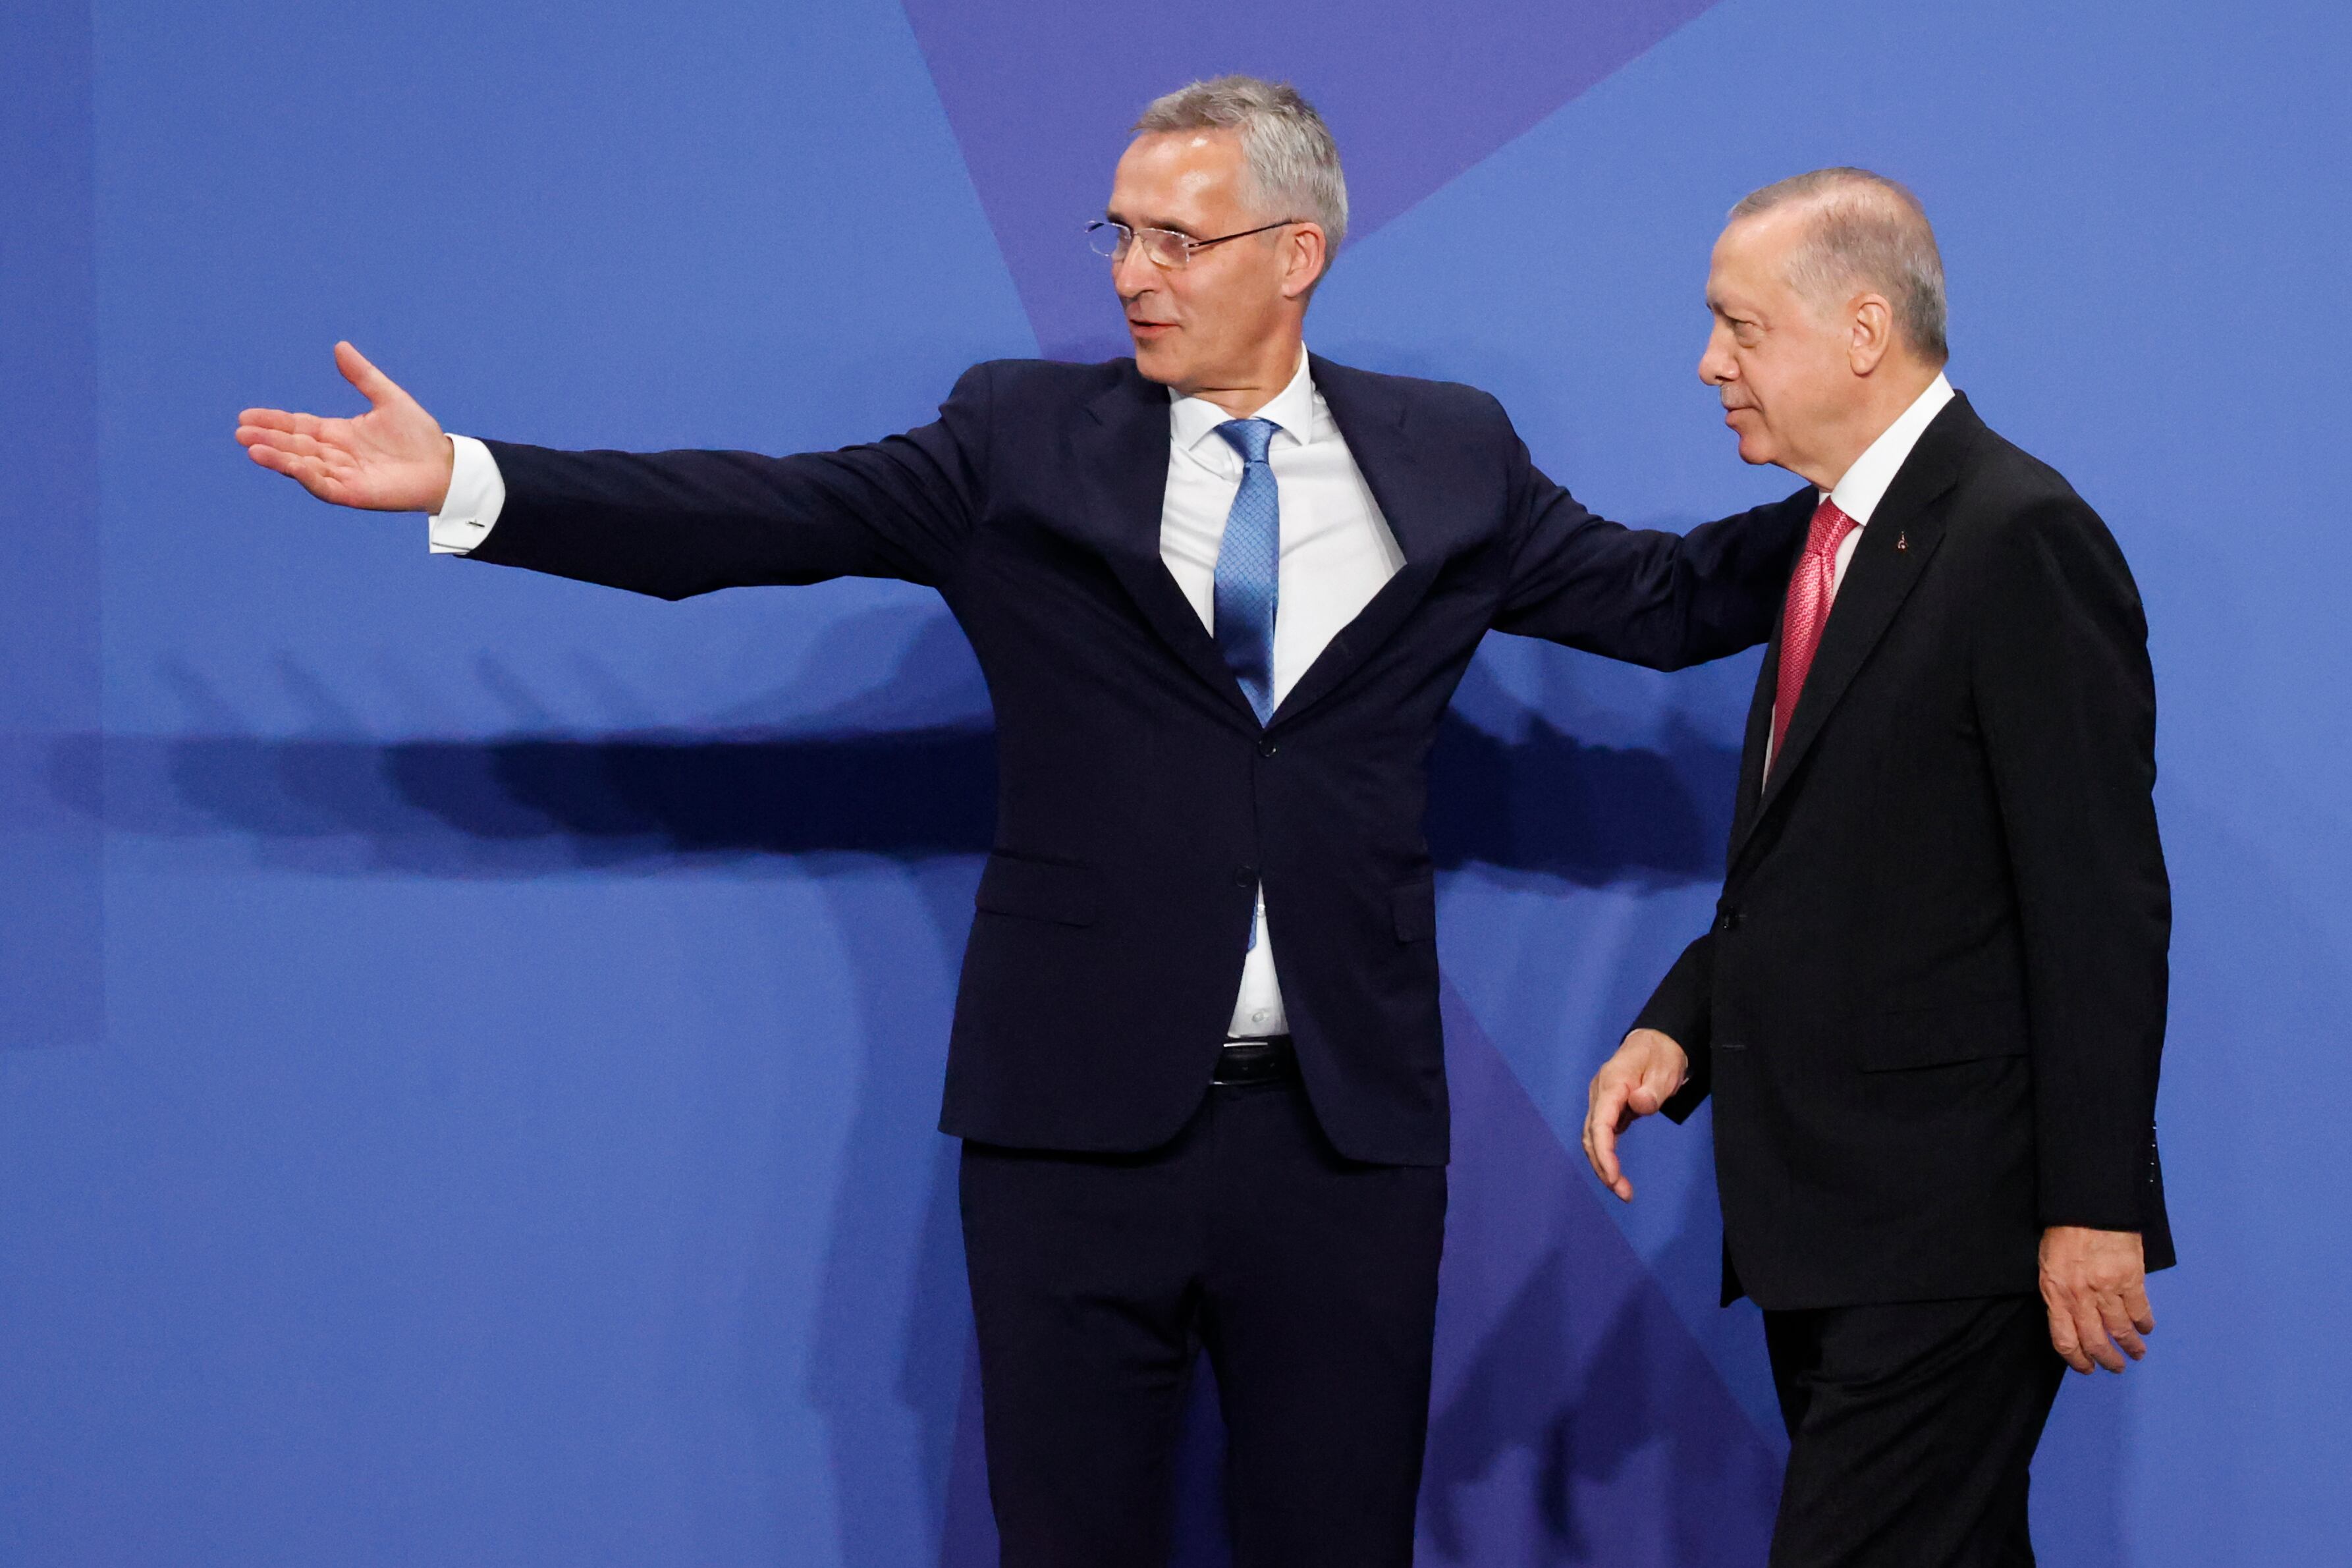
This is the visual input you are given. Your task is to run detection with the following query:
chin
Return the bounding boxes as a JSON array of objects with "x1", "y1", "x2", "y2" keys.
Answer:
[{"x1": 1132, "y1": 340, "x2": 1182, "y2": 383}]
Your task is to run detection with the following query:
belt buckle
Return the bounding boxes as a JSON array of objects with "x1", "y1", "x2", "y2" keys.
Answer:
[{"x1": 1215, "y1": 1036, "x2": 1289, "y2": 1086}]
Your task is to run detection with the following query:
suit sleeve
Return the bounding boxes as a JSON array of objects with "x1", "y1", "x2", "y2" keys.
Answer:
[
  {"x1": 1633, "y1": 932, "x2": 1716, "y2": 1122},
  {"x1": 1491, "y1": 416, "x2": 1809, "y2": 669},
  {"x1": 463, "y1": 362, "x2": 992, "y2": 598},
  {"x1": 1972, "y1": 498, "x2": 2171, "y2": 1233}
]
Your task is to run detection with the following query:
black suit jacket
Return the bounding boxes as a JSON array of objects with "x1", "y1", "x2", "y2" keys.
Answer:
[
  {"x1": 1635, "y1": 392, "x2": 2174, "y2": 1308},
  {"x1": 468, "y1": 354, "x2": 1804, "y2": 1165}
]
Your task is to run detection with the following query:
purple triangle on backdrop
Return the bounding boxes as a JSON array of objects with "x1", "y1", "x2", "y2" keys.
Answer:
[
  {"x1": 899, "y1": 0, "x2": 1725, "y2": 357},
  {"x1": 1416, "y1": 977, "x2": 1780, "y2": 1563}
]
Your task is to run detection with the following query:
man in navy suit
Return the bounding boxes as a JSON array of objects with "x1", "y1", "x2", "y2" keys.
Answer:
[{"x1": 241, "y1": 76, "x2": 1805, "y2": 1568}]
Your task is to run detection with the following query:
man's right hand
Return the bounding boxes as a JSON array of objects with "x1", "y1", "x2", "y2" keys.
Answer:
[
  {"x1": 236, "y1": 342, "x2": 455, "y2": 513},
  {"x1": 1583, "y1": 1027, "x2": 1690, "y2": 1201}
]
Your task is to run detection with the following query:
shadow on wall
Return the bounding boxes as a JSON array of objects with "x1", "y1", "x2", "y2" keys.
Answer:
[
  {"x1": 58, "y1": 666, "x2": 1740, "y2": 885},
  {"x1": 56, "y1": 633, "x2": 1766, "y2": 1561},
  {"x1": 783, "y1": 861, "x2": 989, "y2": 1568}
]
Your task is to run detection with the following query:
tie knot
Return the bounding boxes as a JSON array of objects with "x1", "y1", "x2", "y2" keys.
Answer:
[
  {"x1": 1805, "y1": 497, "x2": 1857, "y2": 558},
  {"x1": 1215, "y1": 418, "x2": 1279, "y2": 466}
]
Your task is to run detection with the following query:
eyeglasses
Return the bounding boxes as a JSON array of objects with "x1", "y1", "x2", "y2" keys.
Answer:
[{"x1": 1085, "y1": 219, "x2": 1304, "y2": 269}]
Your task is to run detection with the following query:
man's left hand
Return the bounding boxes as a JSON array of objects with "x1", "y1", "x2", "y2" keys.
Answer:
[{"x1": 2039, "y1": 1226, "x2": 2153, "y2": 1374}]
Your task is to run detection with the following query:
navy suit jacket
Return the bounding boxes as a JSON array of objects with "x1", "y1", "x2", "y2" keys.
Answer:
[{"x1": 469, "y1": 355, "x2": 1805, "y2": 1165}]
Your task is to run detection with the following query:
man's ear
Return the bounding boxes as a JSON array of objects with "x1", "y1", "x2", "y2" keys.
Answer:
[
  {"x1": 1281, "y1": 223, "x2": 1330, "y2": 300},
  {"x1": 1849, "y1": 292, "x2": 1895, "y2": 375}
]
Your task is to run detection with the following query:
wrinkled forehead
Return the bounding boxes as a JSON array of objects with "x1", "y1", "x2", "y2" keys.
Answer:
[
  {"x1": 1708, "y1": 209, "x2": 1809, "y2": 307},
  {"x1": 1719, "y1": 204, "x2": 1815, "y2": 266},
  {"x1": 1109, "y1": 128, "x2": 1253, "y2": 227}
]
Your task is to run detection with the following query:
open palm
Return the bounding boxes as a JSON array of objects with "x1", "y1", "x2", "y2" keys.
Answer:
[{"x1": 236, "y1": 342, "x2": 454, "y2": 512}]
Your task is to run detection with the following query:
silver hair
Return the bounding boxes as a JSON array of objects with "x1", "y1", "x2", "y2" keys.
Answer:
[
  {"x1": 1134, "y1": 75, "x2": 1349, "y2": 261},
  {"x1": 1730, "y1": 167, "x2": 1949, "y2": 363}
]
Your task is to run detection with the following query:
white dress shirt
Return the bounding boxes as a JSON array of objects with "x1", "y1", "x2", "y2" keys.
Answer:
[
  {"x1": 429, "y1": 347, "x2": 1404, "y2": 1039},
  {"x1": 431, "y1": 434, "x2": 505, "y2": 554},
  {"x1": 1822, "y1": 371, "x2": 1955, "y2": 591}
]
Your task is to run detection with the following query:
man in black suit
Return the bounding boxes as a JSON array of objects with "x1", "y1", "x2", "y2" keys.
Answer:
[
  {"x1": 1583, "y1": 168, "x2": 2172, "y2": 1566},
  {"x1": 239, "y1": 77, "x2": 1805, "y2": 1567}
]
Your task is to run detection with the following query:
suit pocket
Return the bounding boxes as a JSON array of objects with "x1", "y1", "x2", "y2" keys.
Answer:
[
  {"x1": 1392, "y1": 877, "x2": 1437, "y2": 943},
  {"x1": 1855, "y1": 999, "x2": 2027, "y2": 1071},
  {"x1": 975, "y1": 853, "x2": 1100, "y2": 927}
]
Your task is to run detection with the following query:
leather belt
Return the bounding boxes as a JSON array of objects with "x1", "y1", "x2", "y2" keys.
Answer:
[{"x1": 1213, "y1": 1035, "x2": 1297, "y2": 1086}]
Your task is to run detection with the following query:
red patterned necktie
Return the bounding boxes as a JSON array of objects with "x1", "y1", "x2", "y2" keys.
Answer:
[{"x1": 1769, "y1": 496, "x2": 1859, "y2": 770}]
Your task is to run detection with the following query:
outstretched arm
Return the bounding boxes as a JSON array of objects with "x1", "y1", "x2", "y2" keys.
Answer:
[
  {"x1": 1492, "y1": 432, "x2": 1809, "y2": 670},
  {"x1": 237, "y1": 342, "x2": 456, "y2": 512},
  {"x1": 236, "y1": 344, "x2": 987, "y2": 596}
]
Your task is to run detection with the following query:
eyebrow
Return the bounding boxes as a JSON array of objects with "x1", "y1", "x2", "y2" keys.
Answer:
[{"x1": 1104, "y1": 209, "x2": 1200, "y2": 239}]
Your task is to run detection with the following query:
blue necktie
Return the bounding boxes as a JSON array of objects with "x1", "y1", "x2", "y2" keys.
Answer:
[{"x1": 1213, "y1": 418, "x2": 1281, "y2": 725}]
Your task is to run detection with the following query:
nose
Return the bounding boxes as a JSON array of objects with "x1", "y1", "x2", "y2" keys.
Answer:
[
  {"x1": 1698, "y1": 325, "x2": 1735, "y2": 387},
  {"x1": 1112, "y1": 240, "x2": 1159, "y2": 303}
]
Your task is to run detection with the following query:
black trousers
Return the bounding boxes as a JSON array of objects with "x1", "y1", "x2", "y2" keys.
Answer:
[
  {"x1": 1764, "y1": 1292, "x2": 2068, "y2": 1567},
  {"x1": 959, "y1": 1076, "x2": 1447, "y2": 1568}
]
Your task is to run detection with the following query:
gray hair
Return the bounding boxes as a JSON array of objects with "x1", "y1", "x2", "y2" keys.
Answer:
[
  {"x1": 1134, "y1": 75, "x2": 1349, "y2": 261},
  {"x1": 1730, "y1": 167, "x2": 1948, "y2": 363}
]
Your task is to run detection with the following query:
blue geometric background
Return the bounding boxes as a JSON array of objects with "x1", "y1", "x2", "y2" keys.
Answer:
[{"x1": 3, "y1": 1, "x2": 2347, "y2": 1563}]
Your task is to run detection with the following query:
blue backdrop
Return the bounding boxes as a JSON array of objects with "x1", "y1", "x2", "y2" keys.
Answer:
[{"x1": 3, "y1": 2, "x2": 2346, "y2": 1563}]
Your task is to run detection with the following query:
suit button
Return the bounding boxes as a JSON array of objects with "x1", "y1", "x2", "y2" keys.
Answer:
[
  {"x1": 1234, "y1": 865, "x2": 1258, "y2": 886},
  {"x1": 1257, "y1": 737, "x2": 1279, "y2": 758}
]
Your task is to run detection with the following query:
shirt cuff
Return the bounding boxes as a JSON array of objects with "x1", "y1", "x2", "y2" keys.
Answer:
[{"x1": 429, "y1": 435, "x2": 506, "y2": 554}]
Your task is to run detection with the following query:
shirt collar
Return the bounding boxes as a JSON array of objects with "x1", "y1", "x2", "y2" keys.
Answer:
[
  {"x1": 1168, "y1": 345, "x2": 1318, "y2": 453},
  {"x1": 1827, "y1": 371, "x2": 1955, "y2": 526}
]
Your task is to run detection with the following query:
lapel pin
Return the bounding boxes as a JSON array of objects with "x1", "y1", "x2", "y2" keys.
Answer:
[{"x1": 1896, "y1": 531, "x2": 1909, "y2": 552}]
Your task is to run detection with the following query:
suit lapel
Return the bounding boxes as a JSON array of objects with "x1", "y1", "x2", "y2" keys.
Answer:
[
  {"x1": 1265, "y1": 357, "x2": 1448, "y2": 728},
  {"x1": 1726, "y1": 620, "x2": 1782, "y2": 856},
  {"x1": 1072, "y1": 367, "x2": 1261, "y2": 728},
  {"x1": 1728, "y1": 394, "x2": 1983, "y2": 871}
]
